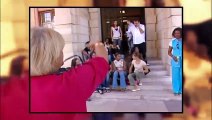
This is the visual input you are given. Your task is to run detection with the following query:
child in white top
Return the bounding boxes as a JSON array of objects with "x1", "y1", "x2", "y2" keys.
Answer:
[{"x1": 112, "y1": 53, "x2": 127, "y2": 90}]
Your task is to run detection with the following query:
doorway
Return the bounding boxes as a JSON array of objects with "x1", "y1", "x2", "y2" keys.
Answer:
[{"x1": 100, "y1": 8, "x2": 145, "y2": 53}]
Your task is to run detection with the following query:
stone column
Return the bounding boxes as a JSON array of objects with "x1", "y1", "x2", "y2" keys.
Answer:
[
  {"x1": 71, "y1": 8, "x2": 90, "y2": 56},
  {"x1": 89, "y1": 8, "x2": 102, "y2": 41},
  {"x1": 53, "y1": 8, "x2": 74, "y2": 68},
  {"x1": 155, "y1": 8, "x2": 182, "y2": 75},
  {"x1": 30, "y1": 8, "x2": 39, "y2": 27},
  {"x1": 53, "y1": 8, "x2": 90, "y2": 67},
  {"x1": 145, "y1": 8, "x2": 157, "y2": 58}
]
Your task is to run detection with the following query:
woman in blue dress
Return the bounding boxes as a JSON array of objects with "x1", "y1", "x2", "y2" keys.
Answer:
[{"x1": 168, "y1": 27, "x2": 182, "y2": 95}]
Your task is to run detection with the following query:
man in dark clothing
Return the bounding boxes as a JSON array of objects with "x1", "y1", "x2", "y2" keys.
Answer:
[{"x1": 82, "y1": 41, "x2": 91, "y2": 61}]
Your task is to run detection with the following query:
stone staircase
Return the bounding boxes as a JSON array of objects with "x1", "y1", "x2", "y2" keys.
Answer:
[
  {"x1": 147, "y1": 58, "x2": 169, "y2": 77},
  {"x1": 87, "y1": 58, "x2": 182, "y2": 112},
  {"x1": 136, "y1": 59, "x2": 181, "y2": 103}
]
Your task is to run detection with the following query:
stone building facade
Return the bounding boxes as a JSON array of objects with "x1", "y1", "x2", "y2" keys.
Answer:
[
  {"x1": 155, "y1": 8, "x2": 182, "y2": 74},
  {"x1": 2, "y1": 0, "x2": 210, "y2": 77},
  {"x1": 30, "y1": 8, "x2": 182, "y2": 75},
  {"x1": 140, "y1": 8, "x2": 182, "y2": 75}
]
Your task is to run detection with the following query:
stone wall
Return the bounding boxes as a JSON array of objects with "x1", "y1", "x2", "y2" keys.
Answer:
[
  {"x1": 88, "y1": 8, "x2": 102, "y2": 41},
  {"x1": 155, "y1": 8, "x2": 182, "y2": 75},
  {"x1": 53, "y1": 8, "x2": 90, "y2": 67},
  {"x1": 54, "y1": 8, "x2": 102, "y2": 67},
  {"x1": 30, "y1": 8, "x2": 101, "y2": 68},
  {"x1": 145, "y1": 8, "x2": 157, "y2": 58}
]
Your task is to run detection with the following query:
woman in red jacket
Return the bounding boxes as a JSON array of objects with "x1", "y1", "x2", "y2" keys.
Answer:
[
  {"x1": 1, "y1": 27, "x2": 108, "y2": 120},
  {"x1": 30, "y1": 27, "x2": 108, "y2": 112}
]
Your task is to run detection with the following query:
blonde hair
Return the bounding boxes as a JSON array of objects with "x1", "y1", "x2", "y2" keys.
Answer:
[{"x1": 30, "y1": 27, "x2": 65, "y2": 76}]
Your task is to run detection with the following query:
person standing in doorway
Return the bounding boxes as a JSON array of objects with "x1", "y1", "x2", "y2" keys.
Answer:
[
  {"x1": 168, "y1": 27, "x2": 182, "y2": 95},
  {"x1": 129, "y1": 18, "x2": 148, "y2": 65},
  {"x1": 111, "y1": 21, "x2": 122, "y2": 51},
  {"x1": 126, "y1": 20, "x2": 134, "y2": 53}
]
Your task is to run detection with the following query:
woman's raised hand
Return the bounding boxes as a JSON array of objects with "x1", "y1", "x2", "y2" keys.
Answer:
[{"x1": 89, "y1": 40, "x2": 108, "y2": 63}]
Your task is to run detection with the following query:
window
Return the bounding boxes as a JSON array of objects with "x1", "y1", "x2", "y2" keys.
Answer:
[
  {"x1": 38, "y1": 9, "x2": 55, "y2": 26},
  {"x1": 44, "y1": 12, "x2": 51, "y2": 22}
]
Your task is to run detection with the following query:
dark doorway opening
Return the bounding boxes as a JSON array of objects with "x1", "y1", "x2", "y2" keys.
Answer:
[{"x1": 100, "y1": 8, "x2": 145, "y2": 54}]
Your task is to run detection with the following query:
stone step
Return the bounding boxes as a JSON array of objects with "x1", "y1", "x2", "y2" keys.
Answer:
[
  {"x1": 142, "y1": 76, "x2": 171, "y2": 79},
  {"x1": 143, "y1": 96, "x2": 182, "y2": 101},
  {"x1": 141, "y1": 77, "x2": 172, "y2": 84},
  {"x1": 92, "y1": 88, "x2": 181, "y2": 101},
  {"x1": 145, "y1": 74, "x2": 168, "y2": 78},
  {"x1": 147, "y1": 58, "x2": 161, "y2": 60},
  {"x1": 146, "y1": 70, "x2": 168, "y2": 77},
  {"x1": 148, "y1": 65, "x2": 165, "y2": 71},
  {"x1": 127, "y1": 85, "x2": 172, "y2": 91},
  {"x1": 147, "y1": 60, "x2": 163, "y2": 65},
  {"x1": 140, "y1": 77, "x2": 172, "y2": 86},
  {"x1": 148, "y1": 62, "x2": 163, "y2": 66}
]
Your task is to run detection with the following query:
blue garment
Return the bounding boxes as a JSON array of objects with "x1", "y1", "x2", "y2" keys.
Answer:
[
  {"x1": 113, "y1": 39, "x2": 122, "y2": 48},
  {"x1": 101, "y1": 72, "x2": 110, "y2": 88},
  {"x1": 112, "y1": 70, "x2": 126, "y2": 89},
  {"x1": 109, "y1": 54, "x2": 115, "y2": 63},
  {"x1": 108, "y1": 55, "x2": 112, "y2": 63},
  {"x1": 171, "y1": 38, "x2": 182, "y2": 94},
  {"x1": 96, "y1": 72, "x2": 110, "y2": 91}
]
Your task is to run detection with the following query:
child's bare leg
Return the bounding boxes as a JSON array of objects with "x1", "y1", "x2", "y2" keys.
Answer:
[{"x1": 134, "y1": 80, "x2": 138, "y2": 89}]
